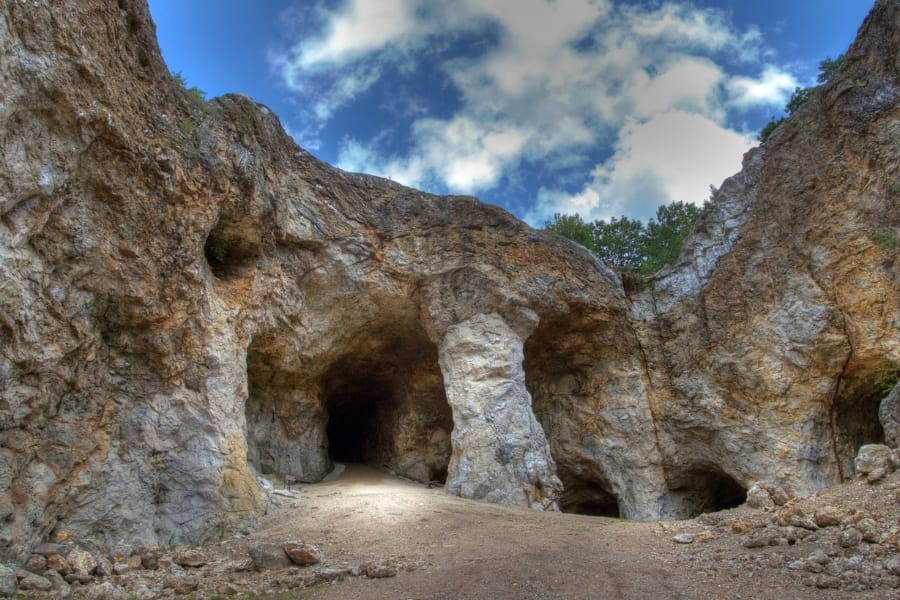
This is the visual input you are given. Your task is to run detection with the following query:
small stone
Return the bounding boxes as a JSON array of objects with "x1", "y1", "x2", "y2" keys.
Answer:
[
  {"x1": 672, "y1": 533, "x2": 696, "y2": 544},
  {"x1": 775, "y1": 506, "x2": 804, "y2": 527},
  {"x1": 163, "y1": 575, "x2": 199, "y2": 595},
  {"x1": 43, "y1": 569, "x2": 71, "y2": 597},
  {"x1": 363, "y1": 562, "x2": 397, "y2": 578},
  {"x1": 24, "y1": 554, "x2": 47, "y2": 574},
  {"x1": 112, "y1": 561, "x2": 132, "y2": 575},
  {"x1": 93, "y1": 556, "x2": 113, "y2": 577},
  {"x1": 815, "y1": 575, "x2": 841, "y2": 589},
  {"x1": 788, "y1": 514, "x2": 819, "y2": 531},
  {"x1": 787, "y1": 559, "x2": 806, "y2": 571},
  {"x1": 730, "y1": 520, "x2": 750, "y2": 534},
  {"x1": 80, "y1": 581, "x2": 129, "y2": 600},
  {"x1": 283, "y1": 541, "x2": 322, "y2": 566},
  {"x1": 857, "y1": 518, "x2": 880, "y2": 543},
  {"x1": 806, "y1": 561, "x2": 825, "y2": 574},
  {"x1": 216, "y1": 582, "x2": 240, "y2": 595},
  {"x1": 808, "y1": 550, "x2": 830, "y2": 566},
  {"x1": 110, "y1": 543, "x2": 134, "y2": 563},
  {"x1": 695, "y1": 531, "x2": 715, "y2": 543},
  {"x1": 46, "y1": 553, "x2": 71, "y2": 574},
  {"x1": 767, "y1": 554, "x2": 784, "y2": 568},
  {"x1": 745, "y1": 484, "x2": 774, "y2": 509},
  {"x1": 140, "y1": 549, "x2": 160, "y2": 570},
  {"x1": 64, "y1": 572, "x2": 93, "y2": 585},
  {"x1": 68, "y1": 548, "x2": 98, "y2": 575},
  {"x1": 0, "y1": 564, "x2": 17, "y2": 597},
  {"x1": 18, "y1": 571, "x2": 53, "y2": 591},
  {"x1": 840, "y1": 527, "x2": 863, "y2": 548},
  {"x1": 867, "y1": 468, "x2": 887, "y2": 483},
  {"x1": 249, "y1": 543, "x2": 291, "y2": 571},
  {"x1": 887, "y1": 555, "x2": 900, "y2": 576},
  {"x1": 173, "y1": 547, "x2": 207, "y2": 568},
  {"x1": 814, "y1": 505, "x2": 842, "y2": 528},
  {"x1": 743, "y1": 535, "x2": 771, "y2": 548}
]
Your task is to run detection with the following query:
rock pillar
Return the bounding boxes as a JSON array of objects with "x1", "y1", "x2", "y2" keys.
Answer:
[{"x1": 438, "y1": 313, "x2": 562, "y2": 509}]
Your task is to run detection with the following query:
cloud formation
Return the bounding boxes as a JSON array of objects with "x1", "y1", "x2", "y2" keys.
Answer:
[{"x1": 272, "y1": 0, "x2": 800, "y2": 224}]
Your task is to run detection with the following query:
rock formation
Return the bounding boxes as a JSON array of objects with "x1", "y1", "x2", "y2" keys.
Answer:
[{"x1": 0, "y1": 0, "x2": 897, "y2": 562}]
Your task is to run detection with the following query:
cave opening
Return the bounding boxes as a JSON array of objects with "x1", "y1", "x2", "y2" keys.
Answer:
[
  {"x1": 832, "y1": 372, "x2": 887, "y2": 477},
  {"x1": 318, "y1": 327, "x2": 454, "y2": 484},
  {"x1": 557, "y1": 479, "x2": 621, "y2": 518},
  {"x1": 666, "y1": 468, "x2": 747, "y2": 518},
  {"x1": 203, "y1": 215, "x2": 261, "y2": 279}
]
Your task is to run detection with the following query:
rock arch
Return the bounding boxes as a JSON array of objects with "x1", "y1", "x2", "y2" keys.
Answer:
[{"x1": 523, "y1": 309, "x2": 669, "y2": 520}]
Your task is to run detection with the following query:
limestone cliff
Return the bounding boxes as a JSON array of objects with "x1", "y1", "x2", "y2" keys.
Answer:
[{"x1": 0, "y1": 0, "x2": 897, "y2": 562}]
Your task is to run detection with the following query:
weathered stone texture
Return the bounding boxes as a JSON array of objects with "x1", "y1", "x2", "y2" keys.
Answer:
[{"x1": 0, "y1": 0, "x2": 897, "y2": 561}]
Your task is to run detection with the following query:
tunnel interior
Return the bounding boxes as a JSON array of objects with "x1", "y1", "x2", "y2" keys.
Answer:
[
  {"x1": 319, "y1": 325, "x2": 453, "y2": 483},
  {"x1": 666, "y1": 467, "x2": 747, "y2": 519},
  {"x1": 324, "y1": 375, "x2": 394, "y2": 464}
]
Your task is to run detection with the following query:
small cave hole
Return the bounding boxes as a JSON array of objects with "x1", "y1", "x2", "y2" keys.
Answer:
[
  {"x1": 667, "y1": 469, "x2": 747, "y2": 519},
  {"x1": 559, "y1": 483, "x2": 621, "y2": 518},
  {"x1": 203, "y1": 218, "x2": 261, "y2": 279}
]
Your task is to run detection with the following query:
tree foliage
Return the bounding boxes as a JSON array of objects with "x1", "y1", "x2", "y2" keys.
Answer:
[
  {"x1": 759, "y1": 54, "x2": 844, "y2": 141},
  {"x1": 545, "y1": 200, "x2": 702, "y2": 274}
]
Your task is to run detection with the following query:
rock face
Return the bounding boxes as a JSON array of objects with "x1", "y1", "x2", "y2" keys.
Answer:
[{"x1": 0, "y1": 0, "x2": 897, "y2": 561}]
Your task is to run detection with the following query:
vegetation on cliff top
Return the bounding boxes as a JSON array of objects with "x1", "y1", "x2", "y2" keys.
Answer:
[
  {"x1": 759, "y1": 55, "x2": 845, "y2": 142},
  {"x1": 545, "y1": 200, "x2": 702, "y2": 274}
]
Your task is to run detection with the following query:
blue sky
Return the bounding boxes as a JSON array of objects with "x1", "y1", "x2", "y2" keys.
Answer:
[{"x1": 148, "y1": 0, "x2": 873, "y2": 226}]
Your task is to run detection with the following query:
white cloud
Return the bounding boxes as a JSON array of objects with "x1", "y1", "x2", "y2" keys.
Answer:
[
  {"x1": 628, "y1": 57, "x2": 725, "y2": 118},
  {"x1": 338, "y1": 116, "x2": 532, "y2": 193},
  {"x1": 274, "y1": 0, "x2": 795, "y2": 222},
  {"x1": 295, "y1": 0, "x2": 419, "y2": 67},
  {"x1": 526, "y1": 111, "x2": 754, "y2": 225},
  {"x1": 726, "y1": 66, "x2": 798, "y2": 108}
]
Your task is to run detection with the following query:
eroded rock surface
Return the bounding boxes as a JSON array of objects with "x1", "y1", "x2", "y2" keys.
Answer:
[{"x1": 0, "y1": 0, "x2": 897, "y2": 562}]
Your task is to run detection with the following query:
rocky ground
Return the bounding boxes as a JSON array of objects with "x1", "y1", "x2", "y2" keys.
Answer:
[{"x1": 4, "y1": 454, "x2": 899, "y2": 600}]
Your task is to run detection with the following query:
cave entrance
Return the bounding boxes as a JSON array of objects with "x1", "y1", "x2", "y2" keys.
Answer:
[
  {"x1": 832, "y1": 370, "x2": 888, "y2": 477},
  {"x1": 666, "y1": 468, "x2": 747, "y2": 518},
  {"x1": 558, "y1": 478, "x2": 621, "y2": 518},
  {"x1": 319, "y1": 327, "x2": 453, "y2": 484}
]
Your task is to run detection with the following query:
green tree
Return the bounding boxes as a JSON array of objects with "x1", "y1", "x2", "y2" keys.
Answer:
[
  {"x1": 638, "y1": 201, "x2": 702, "y2": 274},
  {"x1": 544, "y1": 200, "x2": 702, "y2": 274},
  {"x1": 817, "y1": 54, "x2": 844, "y2": 83},
  {"x1": 592, "y1": 216, "x2": 645, "y2": 271},
  {"x1": 545, "y1": 213, "x2": 595, "y2": 249}
]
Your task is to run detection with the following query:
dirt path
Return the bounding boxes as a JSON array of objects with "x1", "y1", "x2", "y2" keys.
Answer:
[{"x1": 234, "y1": 464, "x2": 896, "y2": 600}]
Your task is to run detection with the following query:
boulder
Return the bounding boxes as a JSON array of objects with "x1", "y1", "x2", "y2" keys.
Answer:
[
  {"x1": 283, "y1": 542, "x2": 322, "y2": 566},
  {"x1": 249, "y1": 543, "x2": 291, "y2": 571},
  {"x1": 854, "y1": 445, "x2": 893, "y2": 476}
]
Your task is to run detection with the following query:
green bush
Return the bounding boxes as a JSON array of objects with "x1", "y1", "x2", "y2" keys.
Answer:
[
  {"x1": 875, "y1": 363, "x2": 900, "y2": 397},
  {"x1": 172, "y1": 71, "x2": 206, "y2": 105}
]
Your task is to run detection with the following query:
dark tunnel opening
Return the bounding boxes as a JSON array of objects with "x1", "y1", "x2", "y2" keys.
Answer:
[
  {"x1": 318, "y1": 326, "x2": 454, "y2": 483},
  {"x1": 324, "y1": 378, "x2": 394, "y2": 464}
]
